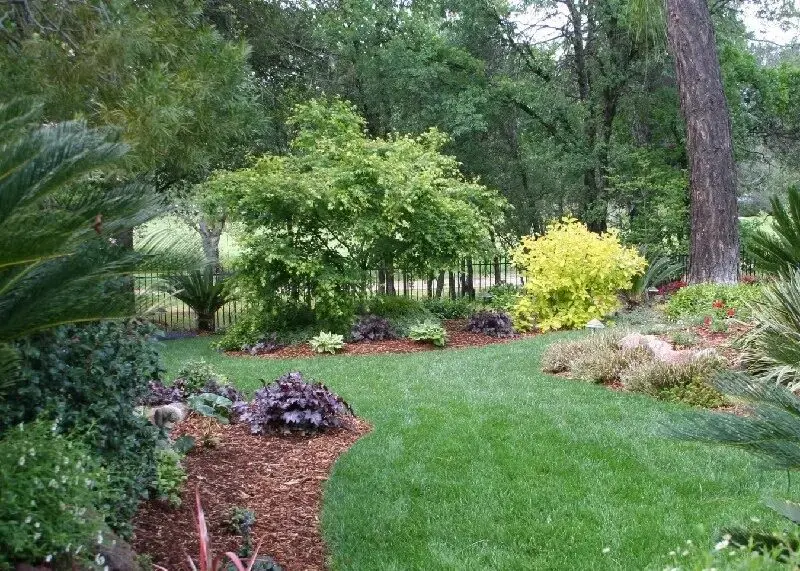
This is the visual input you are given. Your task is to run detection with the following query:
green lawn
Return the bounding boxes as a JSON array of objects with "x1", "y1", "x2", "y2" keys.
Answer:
[{"x1": 159, "y1": 335, "x2": 788, "y2": 570}]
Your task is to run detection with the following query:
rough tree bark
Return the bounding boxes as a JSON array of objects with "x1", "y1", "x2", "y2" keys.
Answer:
[
  {"x1": 197, "y1": 219, "x2": 223, "y2": 274},
  {"x1": 666, "y1": 0, "x2": 739, "y2": 283}
]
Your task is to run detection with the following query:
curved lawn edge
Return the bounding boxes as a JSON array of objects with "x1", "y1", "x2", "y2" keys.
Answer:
[{"x1": 159, "y1": 335, "x2": 785, "y2": 570}]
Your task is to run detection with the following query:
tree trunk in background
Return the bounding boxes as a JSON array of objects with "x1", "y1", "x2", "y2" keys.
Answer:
[
  {"x1": 448, "y1": 271, "x2": 456, "y2": 299},
  {"x1": 666, "y1": 0, "x2": 739, "y2": 283},
  {"x1": 426, "y1": 272, "x2": 434, "y2": 297},
  {"x1": 198, "y1": 219, "x2": 223, "y2": 273},
  {"x1": 465, "y1": 258, "x2": 475, "y2": 300},
  {"x1": 493, "y1": 255, "x2": 502, "y2": 285},
  {"x1": 435, "y1": 270, "x2": 445, "y2": 298},
  {"x1": 386, "y1": 263, "x2": 396, "y2": 295}
]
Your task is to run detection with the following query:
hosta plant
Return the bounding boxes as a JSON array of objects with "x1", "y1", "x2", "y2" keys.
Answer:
[
  {"x1": 308, "y1": 331, "x2": 345, "y2": 354},
  {"x1": 350, "y1": 315, "x2": 397, "y2": 342},
  {"x1": 408, "y1": 321, "x2": 448, "y2": 347},
  {"x1": 465, "y1": 310, "x2": 515, "y2": 338},
  {"x1": 511, "y1": 217, "x2": 646, "y2": 331},
  {"x1": 234, "y1": 372, "x2": 352, "y2": 434},
  {"x1": 188, "y1": 393, "x2": 235, "y2": 425}
]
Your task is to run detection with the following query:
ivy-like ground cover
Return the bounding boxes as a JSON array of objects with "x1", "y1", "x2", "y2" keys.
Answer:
[{"x1": 160, "y1": 336, "x2": 785, "y2": 570}]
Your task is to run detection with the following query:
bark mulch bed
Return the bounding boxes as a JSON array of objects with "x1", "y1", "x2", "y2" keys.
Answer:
[
  {"x1": 131, "y1": 414, "x2": 372, "y2": 571},
  {"x1": 228, "y1": 320, "x2": 536, "y2": 359}
]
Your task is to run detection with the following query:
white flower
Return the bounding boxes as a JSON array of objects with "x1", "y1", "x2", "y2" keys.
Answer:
[
  {"x1": 95, "y1": 554, "x2": 105, "y2": 566},
  {"x1": 45, "y1": 555, "x2": 52, "y2": 563},
  {"x1": 602, "y1": 547, "x2": 610, "y2": 554},
  {"x1": 714, "y1": 540, "x2": 728, "y2": 551},
  {"x1": 33, "y1": 532, "x2": 41, "y2": 541},
  {"x1": 685, "y1": 539, "x2": 693, "y2": 545},
  {"x1": 97, "y1": 531, "x2": 103, "y2": 545},
  {"x1": 18, "y1": 456, "x2": 25, "y2": 466},
  {"x1": 681, "y1": 550, "x2": 689, "y2": 556},
  {"x1": 669, "y1": 551, "x2": 676, "y2": 556},
  {"x1": 24, "y1": 516, "x2": 31, "y2": 524},
  {"x1": 28, "y1": 448, "x2": 35, "y2": 457},
  {"x1": 75, "y1": 545, "x2": 82, "y2": 555},
  {"x1": 34, "y1": 522, "x2": 40, "y2": 528}
]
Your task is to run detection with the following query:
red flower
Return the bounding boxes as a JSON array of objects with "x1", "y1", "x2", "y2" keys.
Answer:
[
  {"x1": 703, "y1": 316, "x2": 712, "y2": 326},
  {"x1": 712, "y1": 300, "x2": 724, "y2": 309},
  {"x1": 726, "y1": 308, "x2": 735, "y2": 317}
]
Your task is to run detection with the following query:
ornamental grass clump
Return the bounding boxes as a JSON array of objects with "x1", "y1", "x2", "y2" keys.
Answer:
[
  {"x1": 234, "y1": 372, "x2": 352, "y2": 434},
  {"x1": 511, "y1": 218, "x2": 646, "y2": 332}
]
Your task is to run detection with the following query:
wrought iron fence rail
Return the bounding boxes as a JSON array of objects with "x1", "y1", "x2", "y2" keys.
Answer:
[{"x1": 138, "y1": 255, "x2": 761, "y2": 331}]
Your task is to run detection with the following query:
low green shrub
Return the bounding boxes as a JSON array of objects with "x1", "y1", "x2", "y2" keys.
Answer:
[
  {"x1": 154, "y1": 448, "x2": 187, "y2": 507},
  {"x1": 216, "y1": 300, "x2": 326, "y2": 350},
  {"x1": 658, "y1": 378, "x2": 728, "y2": 408},
  {"x1": 309, "y1": 332, "x2": 345, "y2": 354},
  {"x1": 408, "y1": 321, "x2": 448, "y2": 347},
  {"x1": 669, "y1": 330, "x2": 700, "y2": 348},
  {"x1": 482, "y1": 283, "x2": 521, "y2": 312},
  {"x1": 0, "y1": 420, "x2": 107, "y2": 569},
  {"x1": 665, "y1": 283, "x2": 762, "y2": 321},
  {"x1": 176, "y1": 360, "x2": 228, "y2": 393},
  {"x1": 361, "y1": 295, "x2": 434, "y2": 335},
  {"x1": 188, "y1": 393, "x2": 235, "y2": 424},
  {"x1": 421, "y1": 297, "x2": 476, "y2": 319},
  {"x1": 620, "y1": 357, "x2": 725, "y2": 405},
  {"x1": 7, "y1": 320, "x2": 162, "y2": 535}
]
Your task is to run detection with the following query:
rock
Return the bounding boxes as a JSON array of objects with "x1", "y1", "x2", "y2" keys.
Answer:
[
  {"x1": 619, "y1": 333, "x2": 651, "y2": 350},
  {"x1": 619, "y1": 333, "x2": 718, "y2": 365},
  {"x1": 99, "y1": 535, "x2": 144, "y2": 571},
  {"x1": 148, "y1": 402, "x2": 188, "y2": 430}
]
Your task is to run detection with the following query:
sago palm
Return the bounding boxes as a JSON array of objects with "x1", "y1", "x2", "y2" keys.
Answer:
[
  {"x1": 158, "y1": 267, "x2": 235, "y2": 332},
  {"x1": 750, "y1": 185, "x2": 800, "y2": 276},
  {"x1": 0, "y1": 100, "x2": 157, "y2": 393}
]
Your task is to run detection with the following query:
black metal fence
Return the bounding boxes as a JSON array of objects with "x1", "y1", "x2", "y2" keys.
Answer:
[{"x1": 138, "y1": 255, "x2": 762, "y2": 331}]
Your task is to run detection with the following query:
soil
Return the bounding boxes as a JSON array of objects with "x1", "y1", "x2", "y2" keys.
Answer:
[
  {"x1": 228, "y1": 320, "x2": 535, "y2": 359},
  {"x1": 131, "y1": 414, "x2": 372, "y2": 571}
]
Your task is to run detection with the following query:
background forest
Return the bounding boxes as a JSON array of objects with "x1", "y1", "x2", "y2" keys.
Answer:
[{"x1": 3, "y1": 0, "x2": 799, "y2": 264}]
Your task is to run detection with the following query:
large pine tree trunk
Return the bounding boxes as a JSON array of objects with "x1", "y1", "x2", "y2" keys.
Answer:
[{"x1": 666, "y1": 0, "x2": 739, "y2": 283}]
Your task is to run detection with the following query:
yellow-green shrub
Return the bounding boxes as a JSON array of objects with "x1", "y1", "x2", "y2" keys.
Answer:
[{"x1": 511, "y1": 218, "x2": 646, "y2": 331}]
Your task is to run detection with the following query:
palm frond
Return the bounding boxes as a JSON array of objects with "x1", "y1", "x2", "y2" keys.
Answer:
[
  {"x1": 750, "y1": 185, "x2": 800, "y2": 276},
  {"x1": 667, "y1": 371, "x2": 800, "y2": 470},
  {"x1": 742, "y1": 270, "x2": 800, "y2": 390}
]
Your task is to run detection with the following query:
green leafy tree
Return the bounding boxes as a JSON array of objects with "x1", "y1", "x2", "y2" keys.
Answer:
[{"x1": 210, "y1": 99, "x2": 507, "y2": 336}]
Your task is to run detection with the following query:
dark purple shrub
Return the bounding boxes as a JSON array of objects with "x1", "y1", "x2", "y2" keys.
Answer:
[
  {"x1": 141, "y1": 380, "x2": 185, "y2": 406},
  {"x1": 140, "y1": 379, "x2": 245, "y2": 406},
  {"x1": 234, "y1": 372, "x2": 352, "y2": 434},
  {"x1": 465, "y1": 310, "x2": 515, "y2": 338},
  {"x1": 241, "y1": 333, "x2": 286, "y2": 355},
  {"x1": 350, "y1": 315, "x2": 397, "y2": 342}
]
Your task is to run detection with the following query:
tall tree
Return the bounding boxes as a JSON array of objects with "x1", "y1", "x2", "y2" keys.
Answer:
[{"x1": 666, "y1": 0, "x2": 739, "y2": 282}]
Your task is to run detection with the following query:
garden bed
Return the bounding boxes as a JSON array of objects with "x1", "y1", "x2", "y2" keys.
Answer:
[
  {"x1": 228, "y1": 320, "x2": 535, "y2": 359},
  {"x1": 131, "y1": 414, "x2": 371, "y2": 571}
]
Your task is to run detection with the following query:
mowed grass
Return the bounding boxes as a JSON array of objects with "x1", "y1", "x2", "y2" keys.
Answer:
[{"x1": 159, "y1": 335, "x2": 788, "y2": 570}]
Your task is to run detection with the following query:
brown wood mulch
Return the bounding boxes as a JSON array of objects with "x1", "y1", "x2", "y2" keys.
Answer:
[
  {"x1": 228, "y1": 320, "x2": 536, "y2": 359},
  {"x1": 131, "y1": 414, "x2": 372, "y2": 571}
]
